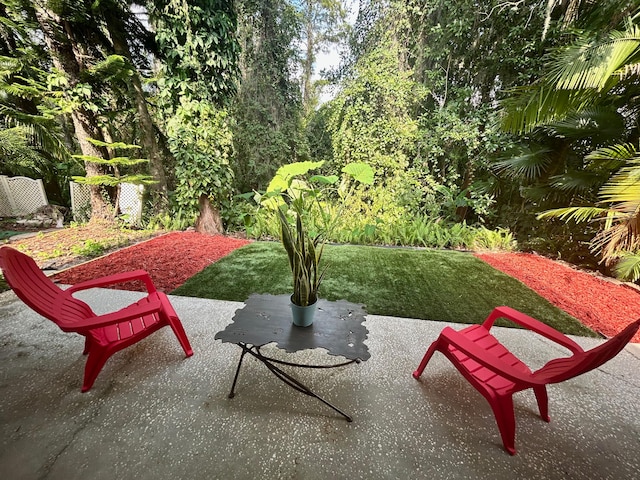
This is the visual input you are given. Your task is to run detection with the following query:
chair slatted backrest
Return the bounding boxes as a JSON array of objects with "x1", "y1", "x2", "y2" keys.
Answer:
[
  {"x1": 533, "y1": 319, "x2": 640, "y2": 385},
  {"x1": 0, "y1": 247, "x2": 94, "y2": 330}
]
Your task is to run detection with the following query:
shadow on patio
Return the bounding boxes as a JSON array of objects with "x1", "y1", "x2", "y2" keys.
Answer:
[{"x1": 1, "y1": 288, "x2": 639, "y2": 479}]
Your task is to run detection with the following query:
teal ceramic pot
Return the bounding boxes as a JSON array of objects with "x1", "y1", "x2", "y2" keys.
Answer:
[{"x1": 290, "y1": 296, "x2": 317, "y2": 327}]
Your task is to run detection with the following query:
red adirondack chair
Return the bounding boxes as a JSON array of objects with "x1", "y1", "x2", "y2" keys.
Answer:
[
  {"x1": 412, "y1": 306, "x2": 640, "y2": 455},
  {"x1": 0, "y1": 246, "x2": 193, "y2": 392}
]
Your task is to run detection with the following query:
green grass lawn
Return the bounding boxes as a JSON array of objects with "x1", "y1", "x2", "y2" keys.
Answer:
[{"x1": 172, "y1": 241, "x2": 596, "y2": 337}]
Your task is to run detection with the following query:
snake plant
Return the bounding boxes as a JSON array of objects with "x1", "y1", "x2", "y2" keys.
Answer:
[
  {"x1": 267, "y1": 161, "x2": 374, "y2": 305},
  {"x1": 278, "y1": 208, "x2": 326, "y2": 306}
]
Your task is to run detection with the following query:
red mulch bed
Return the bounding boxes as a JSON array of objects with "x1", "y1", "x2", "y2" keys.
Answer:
[
  {"x1": 475, "y1": 252, "x2": 640, "y2": 343},
  {"x1": 53, "y1": 232, "x2": 250, "y2": 293}
]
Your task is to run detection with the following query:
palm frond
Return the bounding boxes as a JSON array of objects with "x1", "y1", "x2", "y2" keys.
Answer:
[
  {"x1": 544, "y1": 108, "x2": 625, "y2": 141},
  {"x1": 586, "y1": 143, "x2": 637, "y2": 160},
  {"x1": 492, "y1": 147, "x2": 552, "y2": 180},
  {"x1": 537, "y1": 206, "x2": 609, "y2": 222},
  {"x1": 501, "y1": 20, "x2": 640, "y2": 134},
  {"x1": 591, "y1": 213, "x2": 640, "y2": 263},
  {"x1": 613, "y1": 252, "x2": 640, "y2": 281},
  {"x1": 0, "y1": 105, "x2": 71, "y2": 163},
  {"x1": 549, "y1": 171, "x2": 603, "y2": 192},
  {"x1": 547, "y1": 24, "x2": 640, "y2": 91},
  {"x1": 499, "y1": 85, "x2": 595, "y2": 134},
  {"x1": 598, "y1": 167, "x2": 640, "y2": 206}
]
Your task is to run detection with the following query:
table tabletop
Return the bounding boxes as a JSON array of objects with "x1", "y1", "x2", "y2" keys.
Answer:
[{"x1": 215, "y1": 294, "x2": 370, "y2": 362}]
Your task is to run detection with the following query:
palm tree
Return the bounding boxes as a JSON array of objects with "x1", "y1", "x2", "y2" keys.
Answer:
[
  {"x1": 499, "y1": 8, "x2": 640, "y2": 280},
  {"x1": 538, "y1": 144, "x2": 640, "y2": 280},
  {"x1": 501, "y1": 18, "x2": 640, "y2": 134}
]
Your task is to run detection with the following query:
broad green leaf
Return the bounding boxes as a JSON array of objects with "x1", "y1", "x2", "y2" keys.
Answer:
[
  {"x1": 310, "y1": 175, "x2": 339, "y2": 184},
  {"x1": 275, "y1": 161, "x2": 324, "y2": 182},
  {"x1": 342, "y1": 162, "x2": 374, "y2": 184}
]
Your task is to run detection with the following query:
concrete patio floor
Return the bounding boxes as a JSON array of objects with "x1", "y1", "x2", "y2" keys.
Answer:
[{"x1": 1, "y1": 287, "x2": 639, "y2": 480}]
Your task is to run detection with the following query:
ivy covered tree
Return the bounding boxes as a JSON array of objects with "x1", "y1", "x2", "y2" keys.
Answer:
[
  {"x1": 149, "y1": 0, "x2": 240, "y2": 233},
  {"x1": 327, "y1": 37, "x2": 428, "y2": 225},
  {"x1": 231, "y1": 0, "x2": 307, "y2": 193}
]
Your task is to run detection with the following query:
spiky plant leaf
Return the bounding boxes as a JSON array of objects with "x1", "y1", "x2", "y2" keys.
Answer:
[{"x1": 278, "y1": 209, "x2": 324, "y2": 306}]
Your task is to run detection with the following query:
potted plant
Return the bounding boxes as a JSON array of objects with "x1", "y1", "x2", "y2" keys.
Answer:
[
  {"x1": 263, "y1": 160, "x2": 374, "y2": 326},
  {"x1": 279, "y1": 208, "x2": 324, "y2": 326}
]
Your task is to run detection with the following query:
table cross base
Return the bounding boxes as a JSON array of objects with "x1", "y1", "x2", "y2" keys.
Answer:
[{"x1": 228, "y1": 342, "x2": 360, "y2": 422}]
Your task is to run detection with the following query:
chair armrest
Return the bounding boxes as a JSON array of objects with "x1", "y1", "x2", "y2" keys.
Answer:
[
  {"x1": 72, "y1": 297, "x2": 163, "y2": 332},
  {"x1": 66, "y1": 270, "x2": 157, "y2": 294},
  {"x1": 483, "y1": 306, "x2": 584, "y2": 355},
  {"x1": 440, "y1": 327, "x2": 544, "y2": 385}
]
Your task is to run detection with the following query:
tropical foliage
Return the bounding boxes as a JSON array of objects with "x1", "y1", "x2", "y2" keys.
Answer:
[
  {"x1": 4, "y1": 0, "x2": 639, "y2": 282},
  {"x1": 499, "y1": 4, "x2": 640, "y2": 279}
]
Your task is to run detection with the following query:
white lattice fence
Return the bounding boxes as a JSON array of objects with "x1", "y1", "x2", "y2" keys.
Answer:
[
  {"x1": 0, "y1": 176, "x2": 49, "y2": 216},
  {"x1": 118, "y1": 183, "x2": 144, "y2": 224},
  {"x1": 69, "y1": 182, "x2": 92, "y2": 222},
  {"x1": 69, "y1": 182, "x2": 144, "y2": 224}
]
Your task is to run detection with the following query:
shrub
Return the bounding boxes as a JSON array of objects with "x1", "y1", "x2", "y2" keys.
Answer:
[{"x1": 472, "y1": 227, "x2": 517, "y2": 251}]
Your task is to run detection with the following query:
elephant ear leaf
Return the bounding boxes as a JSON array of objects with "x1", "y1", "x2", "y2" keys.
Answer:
[
  {"x1": 310, "y1": 175, "x2": 339, "y2": 184},
  {"x1": 266, "y1": 161, "x2": 325, "y2": 197},
  {"x1": 274, "y1": 161, "x2": 325, "y2": 183},
  {"x1": 342, "y1": 162, "x2": 374, "y2": 185}
]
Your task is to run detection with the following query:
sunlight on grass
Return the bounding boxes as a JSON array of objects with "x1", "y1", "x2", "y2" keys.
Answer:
[{"x1": 172, "y1": 241, "x2": 596, "y2": 337}]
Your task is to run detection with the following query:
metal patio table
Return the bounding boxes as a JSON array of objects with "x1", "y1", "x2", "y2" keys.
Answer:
[{"x1": 214, "y1": 293, "x2": 370, "y2": 422}]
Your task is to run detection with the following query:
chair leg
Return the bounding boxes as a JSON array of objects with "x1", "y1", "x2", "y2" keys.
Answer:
[
  {"x1": 166, "y1": 316, "x2": 193, "y2": 357},
  {"x1": 412, "y1": 338, "x2": 442, "y2": 379},
  {"x1": 81, "y1": 347, "x2": 111, "y2": 392},
  {"x1": 158, "y1": 293, "x2": 193, "y2": 357},
  {"x1": 489, "y1": 394, "x2": 517, "y2": 455},
  {"x1": 533, "y1": 385, "x2": 550, "y2": 422}
]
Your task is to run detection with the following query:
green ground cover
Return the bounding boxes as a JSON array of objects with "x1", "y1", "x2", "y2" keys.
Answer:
[
  {"x1": 0, "y1": 231, "x2": 22, "y2": 241},
  {"x1": 172, "y1": 241, "x2": 596, "y2": 337}
]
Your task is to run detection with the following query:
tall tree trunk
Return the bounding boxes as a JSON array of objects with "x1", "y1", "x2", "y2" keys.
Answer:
[
  {"x1": 106, "y1": 12, "x2": 169, "y2": 213},
  {"x1": 194, "y1": 194, "x2": 223, "y2": 234},
  {"x1": 33, "y1": 3, "x2": 114, "y2": 222},
  {"x1": 303, "y1": 0, "x2": 314, "y2": 114}
]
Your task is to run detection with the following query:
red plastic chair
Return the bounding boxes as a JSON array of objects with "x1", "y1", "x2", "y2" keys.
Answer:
[
  {"x1": 0, "y1": 246, "x2": 193, "y2": 392},
  {"x1": 412, "y1": 306, "x2": 640, "y2": 455}
]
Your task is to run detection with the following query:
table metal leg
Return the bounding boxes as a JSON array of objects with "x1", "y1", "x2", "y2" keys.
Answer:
[
  {"x1": 260, "y1": 353, "x2": 354, "y2": 422},
  {"x1": 228, "y1": 343, "x2": 355, "y2": 422},
  {"x1": 228, "y1": 347, "x2": 249, "y2": 399}
]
